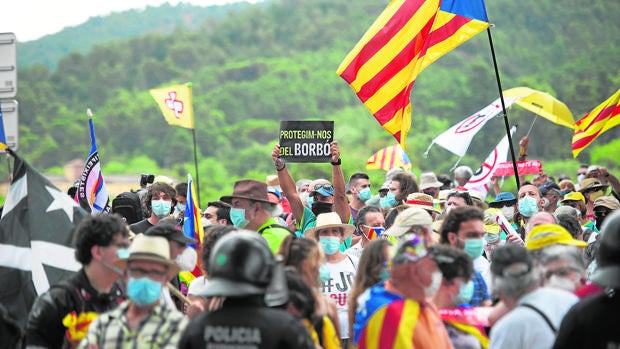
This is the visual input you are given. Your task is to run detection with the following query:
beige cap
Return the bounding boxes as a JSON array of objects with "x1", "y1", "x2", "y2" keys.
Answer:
[{"x1": 385, "y1": 207, "x2": 433, "y2": 237}]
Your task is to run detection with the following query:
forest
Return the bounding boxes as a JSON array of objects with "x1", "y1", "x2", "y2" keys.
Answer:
[{"x1": 4, "y1": 0, "x2": 620, "y2": 201}]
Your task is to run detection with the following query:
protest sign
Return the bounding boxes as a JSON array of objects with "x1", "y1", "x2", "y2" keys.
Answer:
[{"x1": 279, "y1": 121, "x2": 334, "y2": 163}]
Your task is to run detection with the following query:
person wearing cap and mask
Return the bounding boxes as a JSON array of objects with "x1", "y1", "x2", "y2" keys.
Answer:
[
  {"x1": 539, "y1": 183, "x2": 562, "y2": 215},
  {"x1": 271, "y1": 142, "x2": 351, "y2": 239},
  {"x1": 305, "y1": 212, "x2": 358, "y2": 346},
  {"x1": 432, "y1": 245, "x2": 489, "y2": 349},
  {"x1": 593, "y1": 195, "x2": 619, "y2": 231},
  {"x1": 352, "y1": 232, "x2": 452, "y2": 349},
  {"x1": 439, "y1": 206, "x2": 492, "y2": 306},
  {"x1": 129, "y1": 182, "x2": 177, "y2": 234},
  {"x1": 179, "y1": 231, "x2": 314, "y2": 349},
  {"x1": 145, "y1": 221, "x2": 198, "y2": 312},
  {"x1": 220, "y1": 179, "x2": 292, "y2": 254},
  {"x1": 553, "y1": 210, "x2": 620, "y2": 349},
  {"x1": 27, "y1": 215, "x2": 129, "y2": 349},
  {"x1": 488, "y1": 244, "x2": 578, "y2": 349},
  {"x1": 579, "y1": 177, "x2": 610, "y2": 224},
  {"x1": 78, "y1": 235, "x2": 187, "y2": 348}
]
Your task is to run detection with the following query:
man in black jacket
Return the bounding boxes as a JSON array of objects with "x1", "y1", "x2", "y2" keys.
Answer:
[{"x1": 26, "y1": 215, "x2": 129, "y2": 348}]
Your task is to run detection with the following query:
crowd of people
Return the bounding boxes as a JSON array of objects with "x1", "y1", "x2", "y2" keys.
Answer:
[{"x1": 15, "y1": 141, "x2": 620, "y2": 348}]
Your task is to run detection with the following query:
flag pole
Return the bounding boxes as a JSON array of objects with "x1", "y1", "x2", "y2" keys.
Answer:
[
  {"x1": 486, "y1": 27, "x2": 520, "y2": 189},
  {"x1": 191, "y1": 128, "x2": 201, "y2": 208}
]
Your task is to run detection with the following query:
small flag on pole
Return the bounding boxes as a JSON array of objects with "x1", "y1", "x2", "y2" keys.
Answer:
[
  {"x1": 182, "y1": 173, "x2": 204, "y2": 279},
  {"x1": 75, "y1": 109, "x2": 110, "y2": 215},
  {"x1": 149, "y1": 82, "x2": 194, "y2": 129},
  {"x1": 366, "y1": 145, "x2": 412, "y2": 171},
  {"x1": 572, "y1": 89, "x2": 620, "y2": 157},
  {"x1": 0, "y1": 105, "x2": 7, "y2": 150}
]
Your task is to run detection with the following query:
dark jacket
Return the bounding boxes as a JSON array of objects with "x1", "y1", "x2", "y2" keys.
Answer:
[{"x1": 26, "y1": 269, "x2": 125, "y2": 349}]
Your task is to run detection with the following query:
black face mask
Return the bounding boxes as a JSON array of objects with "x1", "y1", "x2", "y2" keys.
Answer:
[
  {"x1": 595, "y1": 211, "x2": 610, "y2": 230},
  {"x1": 311, "y1": 201, "x2": 333, "y2": 216}
]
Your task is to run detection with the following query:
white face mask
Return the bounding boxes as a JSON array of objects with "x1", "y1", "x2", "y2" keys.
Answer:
[
  {"x1": 201, "y1": 217, "x2": 211, "y2": 228},
  {"x1": 500, "y1": 206, "x2": 515, "y2": 221},
  {"x1": 424, "y1": 271, "x2": 443, "y2": 298},
  {"x1": 546, "y1": 275, "x2": 577, "y2": 292},
  {"x1": 175, "y1": 248, "x2": 197, "y2": 272},
  {"x1": 273, "y1": 204, "x2": 284, "y2": 217},
  {"x1": 299, "y1": 192, "x2": 310, "y2": 207}
]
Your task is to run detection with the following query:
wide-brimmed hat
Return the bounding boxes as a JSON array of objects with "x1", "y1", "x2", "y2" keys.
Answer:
[
  {"x1": 561, "y1": 191, "x2": 585, "y2": 204},
  {"x1": 488, "y1": 192, "x2": 517, "y2": 208},
  {"x1": 114, "y1": 235, "x2": 180, "y2": 279},
  {"x1": 384, "y1": 207, "x2": 433, "y2": 237},
  {"x1": 405, "y1": 193, "x2": 440, "y2": 214},
  {"x1": 525, "y1": 224, "x2": 587, "y2": 251},
  {"x1": 221, "y1": 179, "x2": 273, "y2": 204},
  {"x1": 304, "y1": 212, "x2": 355, "y2": 240},
  {"x1": 579, "y1": 178, "x2": 609, "y2": 193},
  {"x1": 419, "y1": 172, "x2": 443, "y2": 190}
]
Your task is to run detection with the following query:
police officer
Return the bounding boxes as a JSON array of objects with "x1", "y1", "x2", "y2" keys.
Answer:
[{"x1": 179, "y1": 230, "x2": 315, "y2": 348}]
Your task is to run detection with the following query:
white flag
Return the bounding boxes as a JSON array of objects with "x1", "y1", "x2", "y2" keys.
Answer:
[
  {"x1": 464, "y1": 125, "x2": 517, "y2": 198},
  {"x1": 425, "y1": 97, "x2": 517, "y2": 158}
]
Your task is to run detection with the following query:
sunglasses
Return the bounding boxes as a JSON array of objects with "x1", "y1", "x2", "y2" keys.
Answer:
[{"x1": 314, "y1": 184, "x2": 334, "y2": 192}]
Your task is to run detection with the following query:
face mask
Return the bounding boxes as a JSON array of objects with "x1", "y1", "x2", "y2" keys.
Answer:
[
  {"x1": 589, "y1": 190, "x2": 604, "y2": 201},
  {"x1": 452, "y1": 280, "x2": 474, "y2": 305},
  {"x1": 546, "y1": 275, "x2": 576, "y2": 292},
  {"x1": 230, "y1": 208, "x2": 249, "y2": 228},
  {"x1": 500, "y1": 206, "x2": 515, "y2": 221},
  {"x1": 463, "y1": 238, "x2": 485, "y2": 259},
  {"x1": 116, "y1": 249, "x2": 130, "y2": 259},
  {"x1": 175, "y1": 203, "x2": 185, "y2": 212},
  {"x1": 273, "y1": 204, "x2": 284, "y2": 217},
  {"x1": 518, "y1": 196, "x2": 539, "y2": 217},
  {"x1": 151, "y1": 200, "x2": 171, "y2": 218},
  {"x1": 378, "y1": 267, "x2": 390, "y2": 281},
  {"x1": 304, "y1": 195, "x2": 313, "y2": 207},
  {"x1": 542, "y1": 197, "x2": 550, "y2": 208},
  {"x1": 358, "y1": 188, "x2": 372, "y2": 202},
  {"x1": 201, "y1": 217, "x2": 211, "y2": 228},
  {"x1": 311, "y1": 201, "x2": 333, "y2": 216},
  {"x1": 319, "y1": 265, "x2": 331, "y2": 282},
  {"x1": 319, "y1": 236, "x2": 340, "y2": 255},
  {"x1": 424, "y1": 271, "x2": 443, "y2": 298},
  {"x1": 175, "y1": 248, "x2": 197, "y2": 272},
  {"x1": 379, "y1": 196, "x2": 392, "y2": 209},
  {"x1": 382, "y1": 192, "x2": 399, "y2": 208},
  {"x1": 127, "y1": 277, "x2": 162, "y2": 306}
]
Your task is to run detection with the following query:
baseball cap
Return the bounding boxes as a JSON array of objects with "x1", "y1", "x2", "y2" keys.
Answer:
[
  {"x1": 525, "y1": 224, "x2": 587, "y2": 251},
  {"x1": 489, "y1": 192, "x2": 516, "y2": 208},
  {"x1": 594, "y1": 196, "x2": 620, "y2": 210},
  {"x1": 384, "y1": 207, "x2": 433, "y2": 237},
  {"x1": 309, "y1": 179, "x2": 334, "y2": 197},
  {"x1": 561, "y1": 191, "x2": 585, "y2": 204},
  {"x1": 379, "y1": 180, "x2": 391, "y2": 192}
]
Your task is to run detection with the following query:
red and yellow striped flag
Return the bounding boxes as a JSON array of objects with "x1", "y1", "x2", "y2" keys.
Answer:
[
  {"x1": 572, "y1": 89, "x2": 620, "y2": 157},
  {"x1": 337, "y1": 0, "x2": 440, "y2": 149},
  {"x1": 366, "y1": 144, "x2": 412, "y2": 171},
  {"x1": 337, "y1": 0, "x2": 489, "y2": 149}
]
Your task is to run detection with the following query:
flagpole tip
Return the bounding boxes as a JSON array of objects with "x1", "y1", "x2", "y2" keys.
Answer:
[{"x1": 86, "y1": 108, "x2": 93, "y2": 118}]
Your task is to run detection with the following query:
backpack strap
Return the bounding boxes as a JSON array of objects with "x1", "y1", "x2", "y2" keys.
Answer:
[{"x1": 520, "y1": 303, "x2": 557, "y2": 334}]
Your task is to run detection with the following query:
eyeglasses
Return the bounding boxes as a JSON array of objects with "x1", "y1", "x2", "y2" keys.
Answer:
[
  {"x1": 545, "y1": 267, "x2": 580, "y2": 279},
  {"x1": 128, "y1": 267, "x2": 168, "y2": 279},
  {"x1": 314, "y1": 184, "x2": 334, "y2": 192}
]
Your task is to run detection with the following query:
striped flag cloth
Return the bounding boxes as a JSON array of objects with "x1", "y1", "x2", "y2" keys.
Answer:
[
  {"x1": 572, "y1": 89, "x2": 620, "y2": 157},
  {"x1": 366, "y1": 227, "x2": 385, "y2": 240},
  {"x1": 182, "y1": 173, "x2": 204, "y2": 279},
  {"x1": 75, "y1": 109, "x2": 110, "y2": 215},
  {"x1": 366, "y1": 144, "x2": 412, "y2": 171},
  {"x1": 150, "y1": 82, "x2": 194, "y2": 129},
  {"x1": 0, "y1": 104, "x2": 7, "y2": 150},
  {"x1": 337, "y1": 0, "x2": 489, "y2": 148}
]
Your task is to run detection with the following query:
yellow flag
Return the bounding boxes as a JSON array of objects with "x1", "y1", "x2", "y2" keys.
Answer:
[{"x1": 149, "y1": 83, "x2": 194, "y2": 129}]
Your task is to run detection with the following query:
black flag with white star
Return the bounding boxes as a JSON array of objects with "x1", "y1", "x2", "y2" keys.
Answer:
[{"x1": 0, "y1": 151, "x2": 89, "y2": 329}]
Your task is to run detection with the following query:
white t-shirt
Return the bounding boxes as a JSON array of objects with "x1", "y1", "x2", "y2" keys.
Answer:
[
  {"x1": 321, "y1": 254, "x2": 359, "y2": 339},
  {"x1": 345, "y1": 239, "x2": 364, "y2": 259}
]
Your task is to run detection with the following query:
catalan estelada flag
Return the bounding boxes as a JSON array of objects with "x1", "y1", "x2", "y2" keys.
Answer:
[
  {"x1": 149, "y1": 82, "x2": 194, "y2": 129},
  {"x1": 182, "y1": 173, "x2": 204, "y2": 279},
  {"x1": 572, "y1": 89, "x2": 620, "y2": 157},
  {"x1": 366, "y1": 144, "x2": 412, "y2": 171},
  {"x1": 0, "y1": 104, "x2": 7, "y2": 150},
  {"x1": 337, "y1": 0, "x2": 489, "y2": 149}
]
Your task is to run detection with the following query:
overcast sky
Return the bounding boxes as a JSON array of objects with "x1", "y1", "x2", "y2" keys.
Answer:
[{"x1": 0, "y1": 0, "x2": 259, "y2": 42}]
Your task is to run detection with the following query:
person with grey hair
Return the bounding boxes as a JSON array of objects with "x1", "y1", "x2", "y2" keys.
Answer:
[
  {"x1": 537, "y1": 245, "x2": 586, "y2": 293},
  {"x1": 453, "y1": 166, "x2": 473, "y2": 187},
  {"x1": 489, "y1": 244, "x2": 578, "y2": 349},
  {"x1": 554, "y1": 214, "x2": 583, "y2": 240}
]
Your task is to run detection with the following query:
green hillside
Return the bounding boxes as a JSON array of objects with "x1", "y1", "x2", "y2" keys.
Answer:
[{"x1": 7, "y1": 0, "x2": 620, "y2": 201}]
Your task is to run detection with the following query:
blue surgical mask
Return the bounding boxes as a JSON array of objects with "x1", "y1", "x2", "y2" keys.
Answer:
[
  {"x1": 358, "y1": 188, "x2": 372, "y2": 202},
  {"x1": 380, "y1": 192, "x2": 398, "y2": 209},
  {"x1": 378, "y1": 267, "x2": 390, "y2": 281},
  {"x1": 319, "y1": 265, "x2": 331, "y2": 282},
  {"x1": 319, "y1": 236, "x2": 340, "y2": 255},
  {"x1": 306, "y1": 196, "x2": 314, "y2": 207},
  {"x1": 229, "y1": 208, "x2": 249, "y2": 228},
  {"x1": 452, "y1": 280, "x2": 474, "y2": 305},
  {"x1": 518, "y1": 196, "x2": 539, "y2": 217},
  {"x1": 151, "y1": 199, "x2": 171, "y2": 218},
  {"x1": 175, "y1": 203, "x2": 185, "y2": 212},
  {"x1": 127, "y1": 277, "x2": 162, "y2": 306},
  {"x1": 116, "y1": 249, "x2": 130, "y2": 259},
  {"x1": 463, "y1": 238, "x2": 485, "y2": 259}
]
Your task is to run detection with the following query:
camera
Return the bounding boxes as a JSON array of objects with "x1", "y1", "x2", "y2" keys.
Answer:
[{"x1": 140, "y1": 174, "x2": 155, "y2": 188}]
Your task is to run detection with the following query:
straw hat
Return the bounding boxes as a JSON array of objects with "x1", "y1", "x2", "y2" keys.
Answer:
[
  {"x1": 114, "y1": 235, "x2": 180, "y2": 279},
  {"x1": 304, "y1": 212, "x2": 355, "y2": 240},
  {"x1": 405, "y1": 193, "x2": 440, "y2": 214}
]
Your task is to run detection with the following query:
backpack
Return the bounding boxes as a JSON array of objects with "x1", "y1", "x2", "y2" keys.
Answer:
[{"x1": 111, "y1": 191, "x2": 143, "y2": 224}]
